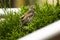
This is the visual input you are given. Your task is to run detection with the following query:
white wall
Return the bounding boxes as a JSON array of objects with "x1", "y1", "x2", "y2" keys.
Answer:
[
  {"x1": 48, "y1": 0, "x2": 57, "y2": 6},
  {"x1": 37, "y1": 0, "x2": 60, "y2": 6}
]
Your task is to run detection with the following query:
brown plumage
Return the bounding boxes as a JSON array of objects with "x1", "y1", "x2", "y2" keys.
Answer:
[{"x1": 20, "y1": 5, "x2": 35, "y2": 27}]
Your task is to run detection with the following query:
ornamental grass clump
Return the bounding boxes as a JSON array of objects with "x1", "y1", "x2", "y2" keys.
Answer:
[{"x1": 0, "y1": 3, "x2": 60, "y2": 40}]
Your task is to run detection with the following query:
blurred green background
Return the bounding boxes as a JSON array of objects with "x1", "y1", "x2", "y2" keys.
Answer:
[{"x1": 0, "y1": 0, "x2": 60, "y2": 8}]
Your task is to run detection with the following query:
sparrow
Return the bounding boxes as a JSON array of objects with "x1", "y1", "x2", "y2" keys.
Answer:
[{"x1": 20, "y1": 5, "x2": 35, "y2": 27}]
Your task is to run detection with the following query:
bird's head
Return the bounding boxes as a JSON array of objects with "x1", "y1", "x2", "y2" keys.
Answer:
[{"x1": 29, "y1": 5, "x2": 35, "y2": 12}]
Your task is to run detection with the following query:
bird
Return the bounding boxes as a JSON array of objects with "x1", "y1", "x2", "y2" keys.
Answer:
[{"x1": 20, "y1": 5, "x2": 35, "y2": 27}]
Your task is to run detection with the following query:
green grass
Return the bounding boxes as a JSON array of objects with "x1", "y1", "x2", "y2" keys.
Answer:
[{"x1": 0, "y1": 4, "x2": 60, "y2": 40}]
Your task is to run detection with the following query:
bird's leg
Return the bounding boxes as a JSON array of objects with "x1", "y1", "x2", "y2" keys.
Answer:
[{"x1": 20, "y1": 15, "x2": 25, "y2": 19}]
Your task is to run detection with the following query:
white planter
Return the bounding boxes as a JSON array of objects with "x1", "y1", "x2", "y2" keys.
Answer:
[
  {"x1": 0, "y1": 8, "x2": 21, "y2": 14},
  {"x1": 18, "y1": 20, "x2": 60, "y2": 40}
]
